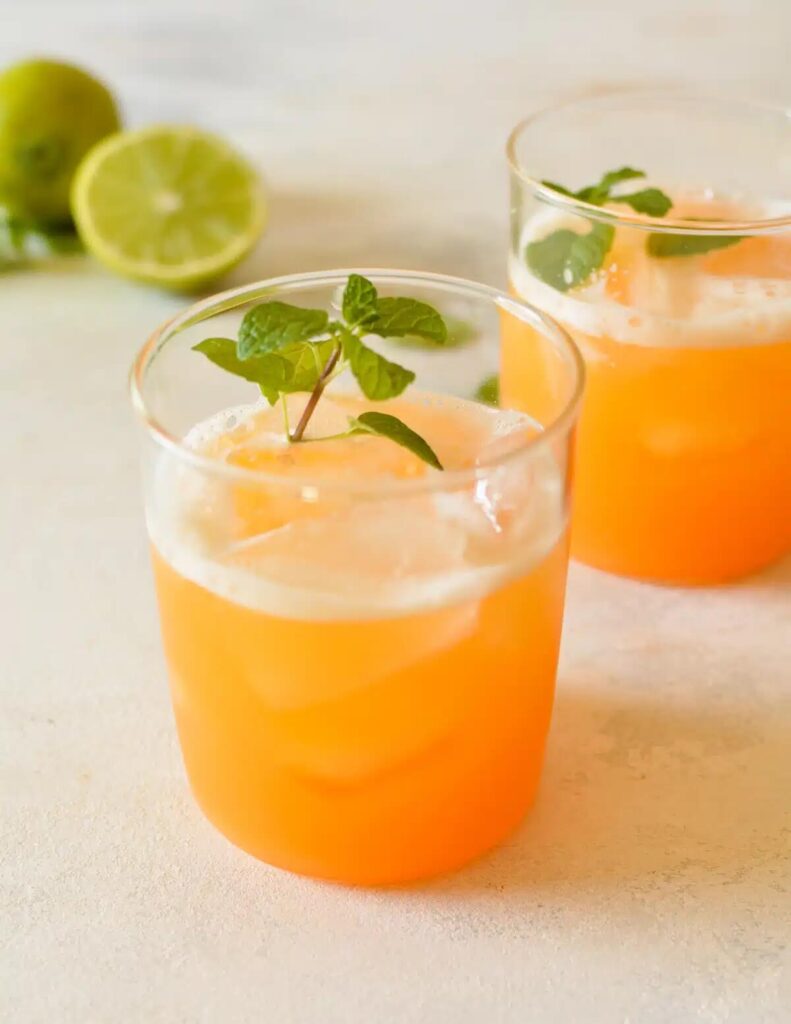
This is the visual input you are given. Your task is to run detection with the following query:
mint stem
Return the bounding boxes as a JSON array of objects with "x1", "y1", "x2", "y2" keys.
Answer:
[
  {"x1": 297, "y1": 429, "x2": 354, "y2": 444},
  {"x1": 280, "y1": 394, "x2": 291, "y2": 438},
  {"x1": 289, "y1": 342, "x2": 342, "y2": 442}
]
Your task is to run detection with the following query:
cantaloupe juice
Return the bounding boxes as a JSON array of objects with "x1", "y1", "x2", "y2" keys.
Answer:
[
  {"x1": 148, "y1": 393, "x2": 570, "y2": 884},
  {"x1": 506, "y1": 197, "x2": 791, "y2": 583}
]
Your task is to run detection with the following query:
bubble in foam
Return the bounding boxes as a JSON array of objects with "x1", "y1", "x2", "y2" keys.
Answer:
[{"x1": 183, "y1": 397, "x2": 270, "y2": 451}]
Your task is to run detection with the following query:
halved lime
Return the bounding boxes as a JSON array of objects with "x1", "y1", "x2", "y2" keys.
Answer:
[{"x1": 71, "y1": 125, "x2": 266, "y2": 290}]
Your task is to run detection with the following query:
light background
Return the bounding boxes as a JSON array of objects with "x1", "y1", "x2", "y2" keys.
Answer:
[{"x1": 2, "y1": 2, "x2": 790, "y2": 1022}]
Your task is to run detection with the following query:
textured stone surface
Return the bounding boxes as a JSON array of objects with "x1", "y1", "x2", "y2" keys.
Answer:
[{"x1": 1, "y1": 2, "x2": 790, "y2": 1021}]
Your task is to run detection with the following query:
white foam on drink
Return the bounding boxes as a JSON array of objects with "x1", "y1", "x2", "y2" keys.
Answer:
[
  {"x1": 148, "y1": 397, "x2": 568, "y2": 622},
  {"x1": 182, "y1": 397, "x2": 283, "y2": 449},
  {"x1": 510, "y1": 203, "x2": 791, "y2": 349}
]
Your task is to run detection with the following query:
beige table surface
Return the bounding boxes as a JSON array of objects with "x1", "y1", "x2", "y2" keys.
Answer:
[{"x1": 2, "y1": 1, "x2": 790, "y2": 1021}]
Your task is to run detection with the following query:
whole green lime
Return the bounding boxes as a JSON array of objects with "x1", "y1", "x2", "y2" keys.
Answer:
[{"x1": 0, "y1": 58, "x2": 121, "y2": 222}]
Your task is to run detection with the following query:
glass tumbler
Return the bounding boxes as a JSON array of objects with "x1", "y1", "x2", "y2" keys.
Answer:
[
  {"x1": 506, "y1": 93, "x2": 791, "y2": 584},
  {"x1": 131, "y1": 270, "x2": 583, "y2": 884}
]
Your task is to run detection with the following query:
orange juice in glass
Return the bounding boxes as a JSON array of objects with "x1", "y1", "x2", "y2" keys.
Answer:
[
  {"x1": 131, "y1": 270, "x2": 583, "y2": 884},
  {"x1": 506, "y1": 94, "x2": 791, "y2": 584}
]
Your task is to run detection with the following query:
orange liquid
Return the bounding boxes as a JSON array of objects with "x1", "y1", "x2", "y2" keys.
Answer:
[
  {"x1": 153, "y1": 540, "x2": 567, "y2": 884},
  {"x1": 150, "y1": 395, "x2": 570, "y2": 883},
  {"x1": 506, "y1": 219, "x2": 791, "y2": 584}
]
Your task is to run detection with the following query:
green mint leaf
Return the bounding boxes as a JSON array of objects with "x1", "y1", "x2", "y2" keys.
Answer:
[
  {"x1": 391, "y1": 316, "x2": 477, "y2": 350},
  {"x1": 342, "y1": 273, "x2": 379, "y2": 327},
  {"x1": 540, "y1": 167, "x2": 671, "y2": 235},
  {"x1": 647, "y1": 232, "x2": 743, "y2": 259},
  {"x1": 576, "y1": 169, "x2": 644, "y2": 205},
  {"x1": 259, "y1": 383, "x2": 283, "y2": 405},
  {"x1": 238, "y1": 301, "x2": 329, "y2": 359},
  {"x1": 278, "y1": 339, "x2": 338, "y2": 393},
  {"x1": 525, "y1": 222, "x2": 615, "y2": 292},
  {"x1": 342, "y1": 330, "x2": 415, "y2": 400},
  {"x1": 598, "y1": 166, "x2": 645, "y2": 191},
  {"x1": 541, "y1": 180, "x2": 576, "y2": 198},
  {"x1": 193, "y1": 338, "x2": 289, "y2": 405},
  {"x1": 443, "y1": 317, "x2": 477, "y2": 347},
  {"x1": 348, "y1": 412, "x2": 443, "y2": 470},
  {"x1": 475, "y1": 374, "x2": 500, "y2": 406},
  {"x1": 574, "y1": 185, "x2": 607, "y2": 205},
  {"x1": 366, "y1": 297, "x2": 448, "y2": 345},
  {"x1": 613, "y1": 188, "x2": 673, "y2": 217}
]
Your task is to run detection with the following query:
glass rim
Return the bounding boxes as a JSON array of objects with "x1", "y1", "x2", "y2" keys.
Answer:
[
  {"x1": 129, "y1": 268, "x2": 585, "y2": 497},
  {"x1": 506, "y1": 90, "x2": 791, "y2": 236}
]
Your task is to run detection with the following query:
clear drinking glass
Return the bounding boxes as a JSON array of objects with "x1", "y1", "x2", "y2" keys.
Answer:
[
  {"x1": 506, "y1": 93, "x2": 791, "y2": 584},
  {"x1": 130, "y1": 269, "x2": 583, "y2": 884}
]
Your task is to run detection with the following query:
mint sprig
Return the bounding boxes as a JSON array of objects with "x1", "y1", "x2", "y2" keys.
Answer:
[
  {"x1": 193, "y1": 273, "x2": 448, "y2": 470},
  {"x1": 528, "y1": 168, "x2": 673, "y2": 291}
]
